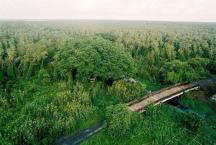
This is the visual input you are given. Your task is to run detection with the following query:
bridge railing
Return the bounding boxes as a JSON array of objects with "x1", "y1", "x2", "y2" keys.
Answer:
[{"x1": 155, "y1": 85, "x2": 199, "y2": 105}]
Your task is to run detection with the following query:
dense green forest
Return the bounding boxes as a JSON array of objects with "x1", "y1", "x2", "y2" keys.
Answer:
[{"x1": 0, "y1": 20, "x2": 216, "y2": 145}]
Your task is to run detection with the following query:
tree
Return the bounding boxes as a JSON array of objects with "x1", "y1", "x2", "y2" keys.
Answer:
[
  {"x1": 160, "y1": 58, "x2": 209, "y2": 84},
  {"x1": 160, "y1": 60, "x2": 187, "y2": 84},
  {"x1": 97, "y1": 32, "x2": 117, "y2": 42},
  {"x1": 54, "y1": 37, "x2": 135, "y2": 82},
  {"x1": 0, "y1": 41, "x2": 9, "y2": 88}
]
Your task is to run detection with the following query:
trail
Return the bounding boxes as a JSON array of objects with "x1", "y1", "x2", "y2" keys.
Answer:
[{"x1": 56, "y1": 122, "x2": 105, "y2": 145}]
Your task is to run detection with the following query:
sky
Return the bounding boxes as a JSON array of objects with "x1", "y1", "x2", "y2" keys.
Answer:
[{"x1": 0, "y1": 0, "x2": 216, "y2": 22}]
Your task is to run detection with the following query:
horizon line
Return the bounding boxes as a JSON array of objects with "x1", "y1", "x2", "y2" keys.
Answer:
[{"x1": 0, "y1": 18, "x2": 216, "y2": 23}]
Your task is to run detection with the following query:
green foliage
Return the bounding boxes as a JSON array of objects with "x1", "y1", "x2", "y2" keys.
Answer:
[
  {"x1": 90, "y1": 83, "x2": 119, "y2": 112},
  {"x1": 106, "y1": 104, "x2": 132, "y2": 138},
  {"x1": 97, "y1": 32, "x2": 117, "y2": 42},
  {"x1": 108, "y1": 79, "x2": 146, "y2": 102},
  {"x1": 54, "y1": 37, "x2": 135, "y2": 81},
  {"x1": 207, "y1": 58, "x2": 216, "y2": 74},
  {"x1": 206, "y1": 115, "x2": 216, "y2": 130},
  {"x1": 180, "y1": 113, "x2": 203, "y2": 132},
  {"x1": 160, "y1": 58, "x2": 209, "y2": 84},
  {"x1": 38, "y1": 69, "x2": 51, "y2": 84},
  {"x1": 179, "y1": 93, "x2": 215, "y2": 114},
  {"x1": 82, "y1": 105, "x2": 205, "y2": 145},
  {"x1": 0, "y1": 81, "x2": 98, "y2": 145},
  {"x1": 0, "y1": 21, "x2": 216, "y2": 145}
]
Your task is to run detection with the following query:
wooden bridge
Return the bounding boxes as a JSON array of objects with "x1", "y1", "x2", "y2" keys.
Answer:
[{"x1": 128, "y1": 79, "x2": 216, "y2": 112}]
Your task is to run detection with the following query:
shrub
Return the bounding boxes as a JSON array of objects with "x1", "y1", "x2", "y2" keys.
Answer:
[
  {"x1": 38, "y1": 69, "x2": 51, "y2": 84},
  {"x1": 180, "y1": 113, "x2": 203, "y2": 132},
  {"x1": 106, "y1": 104, "x2": 132, "y2": 138},
  {"x1": 108, "y1": 79, "x2": 146, "y2": 102}
]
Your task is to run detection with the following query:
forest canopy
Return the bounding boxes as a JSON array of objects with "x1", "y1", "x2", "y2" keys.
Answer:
[{"x1": 0, "y1": 20, "x2": 216, "y2": 145}]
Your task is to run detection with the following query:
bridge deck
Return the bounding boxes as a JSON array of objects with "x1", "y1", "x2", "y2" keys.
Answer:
[{"x1": 128, "y1": 83, "x2": 198, "y2": 112}]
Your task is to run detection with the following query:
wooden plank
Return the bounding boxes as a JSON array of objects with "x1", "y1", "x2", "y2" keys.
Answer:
[{"x1": 128, "y1": 83, "x2": 198, "y2": 112}]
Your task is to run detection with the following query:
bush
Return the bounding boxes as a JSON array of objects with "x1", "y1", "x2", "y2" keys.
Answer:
[
  {"x1": 106, "y1": 104, "x2": 132, "y2": 138},
  {"x1": 108, "y1": 79, "x2": 146, "y2": 102},
  {"x1": 38, "y1": 69, "x2": 51, "y2": 84}
]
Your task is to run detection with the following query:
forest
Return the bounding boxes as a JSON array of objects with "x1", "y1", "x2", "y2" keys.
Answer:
[{"x1": 0, "y1": 20, "x2": 216, "y2": 145}]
